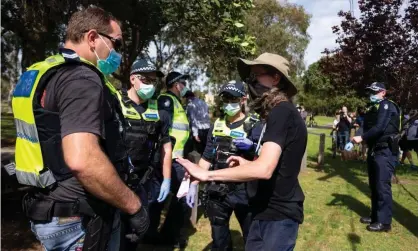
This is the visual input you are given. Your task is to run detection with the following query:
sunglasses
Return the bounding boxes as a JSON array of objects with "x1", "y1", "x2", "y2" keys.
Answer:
[
  {"x1": 221, "y1": 95, "x2": 241, "y2": 103},
  {"x1": 83, "y1": 30, "x2": 123, "y2": 51},
  {"x1": 98, "y1": 32, "x2": 123, "y2": 51},
  {"x1": 135, "y1": 75, "x2": 157, "y2": 84}
]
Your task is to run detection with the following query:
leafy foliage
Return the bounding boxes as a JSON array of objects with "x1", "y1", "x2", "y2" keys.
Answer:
[{"x1": 320, "y1": 0, "x2": 418, "y2": 109}]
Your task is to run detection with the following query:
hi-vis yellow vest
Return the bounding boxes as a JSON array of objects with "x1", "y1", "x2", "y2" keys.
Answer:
[
  {"x1": 12, "y1": 54, "x2": 117, "y2": 188},
  {"x1": 115, "y1": 91, "x2": 160, "y2": 122},
  {"x1": 159, "y1": 93, "x2": 190, "y2": 158},
  {"x1": 212, "y1": 114, "x2": 259, "y2": 139}
]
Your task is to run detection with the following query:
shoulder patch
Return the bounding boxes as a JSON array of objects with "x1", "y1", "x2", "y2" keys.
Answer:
[{"x1": 164, "y1": 99, "x2": 171, "y2": 108}]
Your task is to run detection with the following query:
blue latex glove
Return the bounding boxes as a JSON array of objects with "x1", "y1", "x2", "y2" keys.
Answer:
[
  {"x1": 345, "y1": 142, "x2": 354, "y2": 151},
  {"x1": 186, "y1": 183, "x2": 198, "y2": 208},
  {"x1": 232, "y1": 137, "x2": 254, "y2": 151},
  {"x1": 157, "y1": 178, "x2": 171, "y2": 202}
]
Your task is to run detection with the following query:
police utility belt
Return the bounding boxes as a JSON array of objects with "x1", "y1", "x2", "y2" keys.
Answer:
[
  {"x1": 373, "y1": 134, "x2": 400, "y2": 153},
  {"x1": 23, "y1": 193, "x2": 113, "y2": 222}
]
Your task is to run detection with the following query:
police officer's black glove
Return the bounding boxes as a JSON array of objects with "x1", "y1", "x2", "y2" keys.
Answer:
[{"x1": 128, "y1": 206, "x2": 150, "y2": 237}]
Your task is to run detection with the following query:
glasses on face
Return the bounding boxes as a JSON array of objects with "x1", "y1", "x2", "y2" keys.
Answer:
[
  {"x1": 98, "y1": 32, "x2": 123, "y2": 51},
  {"x1": 135, "y1": 75, "x2": 157, "y2": 85},
  {"x1": 221, "y1": 95, "x2": 241, "y2": 103}
]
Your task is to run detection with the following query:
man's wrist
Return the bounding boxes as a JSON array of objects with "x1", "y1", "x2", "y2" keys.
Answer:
[{"x1": 128, "y1": 195, "x2": 142, "y2": 215}]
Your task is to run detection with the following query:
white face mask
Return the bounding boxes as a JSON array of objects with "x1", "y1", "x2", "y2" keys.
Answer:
[{"x1": 223, "y1": 103, "x2": 241, "y2": 116}]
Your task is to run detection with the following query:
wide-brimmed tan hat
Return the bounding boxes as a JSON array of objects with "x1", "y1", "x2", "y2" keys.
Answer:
[{"x1": 237, "y1": 53, "x2": 297, "y2": 97}]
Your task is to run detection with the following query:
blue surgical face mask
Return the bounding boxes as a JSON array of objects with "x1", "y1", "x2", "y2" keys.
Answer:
[
  {"x1": 94, "y1": 35, "x2": 122, "y2": 75},
  {"x1": 369, "y1": 94, "x2": 382, "y2": 103},
  {"x1": 223, "y1": 103, "x2": 241, "y2": 116},
  {"x1": 135, "y1": 82, "x2": 155, "y2": 100}
]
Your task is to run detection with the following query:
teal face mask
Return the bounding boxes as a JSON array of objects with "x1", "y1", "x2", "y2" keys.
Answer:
[
  {"x1": 180, "y1": 86, "x2": 189, "y2": 97},
  {"x1": 94, "y1": 35, "x2": 122, "y2": 75},
  {"x1": 369, "y1": 94, "x2": 382, "y2": 103},
  {"x1": 223, "y1": 103, "x2": 241, "y2": 116},
  {"x1": 136, "y1": 83, "x2": 156, "y2": 100}
]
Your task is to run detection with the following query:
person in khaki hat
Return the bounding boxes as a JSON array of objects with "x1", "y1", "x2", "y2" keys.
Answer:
[{"x1": 177, "y1": 53, "x2": 307, "y2": 251}]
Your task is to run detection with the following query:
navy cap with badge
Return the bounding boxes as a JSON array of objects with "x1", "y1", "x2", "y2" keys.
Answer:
[
  {"x1": 165, "y1": 71, "x2": 190, "y2": 86},
  {"x1": 219, "y1": 80, "x2": 246, "y2": 97},
  {"x1": 366, "y1": 82, "x2": 386, "y2": 92},
  {"x1": 130, "y1": 58, "x2": 164, "y2": 77}
]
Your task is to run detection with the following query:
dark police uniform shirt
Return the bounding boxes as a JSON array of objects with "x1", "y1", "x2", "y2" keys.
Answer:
[
  {"x1": 251, "y1": 101, "x2": 307, "y2": 224},
  {"x1": 131, "y1": 100, "x2": 172, "y2": 145},
  {"x1": 157, "y1": 90, "x2": 182, "y2": 122},
  {"x1": 362, "y1": 99, "x2": 399, "y2": 145},
  {"x1": 39, "y1": 49, "x2": 112, "y2": 202}
]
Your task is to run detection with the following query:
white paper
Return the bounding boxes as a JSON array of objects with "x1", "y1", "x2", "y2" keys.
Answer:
[{"x1": 176, "y1": 177, "x2": 190, "y2": 198}]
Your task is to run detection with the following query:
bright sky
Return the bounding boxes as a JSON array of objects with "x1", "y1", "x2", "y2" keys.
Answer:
[{"x1": 286, "y1": 0, "x2": 360, "y2": 66}]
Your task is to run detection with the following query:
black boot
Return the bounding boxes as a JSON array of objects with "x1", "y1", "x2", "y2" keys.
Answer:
[
  {"x1": 360, "y1": 216, "x2": 372, "y2": 224},
  {"x1": 366, "y1": 223, "x2": 391, "y2": 232}
]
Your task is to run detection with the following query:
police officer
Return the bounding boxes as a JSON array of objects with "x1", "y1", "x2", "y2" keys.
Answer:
[
  {"x1": 350, "y1": 82, "x2": 400, "y2": 232},
  {"x1": 186, "y1": 80, "x2": 263, "y2": 251},
  {"x1": 145, "y1": 72, "x2": 190, "y2": 248},
  {"x1": 12, "y1": 7, "x2": 148, "y2": 250},
  {"x1": 116, "y1": 58, "x2": 173, "y2": 247}
]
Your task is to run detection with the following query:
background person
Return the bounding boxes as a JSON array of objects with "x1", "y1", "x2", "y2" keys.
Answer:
[
  {"x1": 116, "y1": 58, "x2": 173, "y2": 248},
  {"x1": 184, "y1": 90, "x2": 211, "y2": 155},
  {"x1": 338, "y1": 107, "x2": 351, "y2": 151},
  {"x1": 148, "y1": 71, "x2": 191, "y2": 248},
  {"x1": 179, "y1": 53, "x2": 307, "y2": 251}
]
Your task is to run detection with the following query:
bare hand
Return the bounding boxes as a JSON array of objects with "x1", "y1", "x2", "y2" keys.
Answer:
[
  {"x1": 194, "y1": 136, "x2": 201, "y2": 143},
  {"x1": 226, "y1": 156, "x2": 250, "y2": 167},
  {"x1": 176, "y1": 157, "x2": 209, "y2": 182},
  {"x1": 352, "y1": 136, "x2": 363, "y2": 144}
]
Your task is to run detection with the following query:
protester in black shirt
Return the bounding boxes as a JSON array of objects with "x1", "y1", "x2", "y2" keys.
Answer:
[
  {"x1": 338, "y1": 107, "x2": 352, "y2": 151},
  {"x1": 178, "y1": 53, "x2": 307, "y2": 251}
]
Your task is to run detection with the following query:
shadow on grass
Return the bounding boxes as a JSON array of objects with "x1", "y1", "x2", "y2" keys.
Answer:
[
  {"x1": 202, "y1": 230, "x2": 244, "y2": 251},
  {"x1": 312, "y1": 153, "x2": 418, "y2": 238}
]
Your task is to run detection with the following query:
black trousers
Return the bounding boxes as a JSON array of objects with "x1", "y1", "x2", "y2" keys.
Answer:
[
  {"x1": 145, "y1": 161, "x2": 191, "y2": 243},
  {"x1": 367, "y1": 147, "x2": 395, "y2": 225},
  {"x1": 195, "y1": 129, "x2": 209, "y2": 155},
  {"x1": 206, "y1": 188, "x2": 251, "y2": 251}
]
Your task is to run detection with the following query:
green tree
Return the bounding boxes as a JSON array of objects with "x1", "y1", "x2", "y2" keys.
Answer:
[{"x1": 299, "y1": 61, "x2": 366, "y2": 115}]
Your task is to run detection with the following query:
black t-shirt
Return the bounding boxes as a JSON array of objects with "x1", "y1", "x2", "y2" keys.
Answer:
[
  {"x1": 251, "y1": 101, "x2": 307, "y2": 223},
  {"x1": 337, "y1": 116, "x2": 351, "y2": 132},
  {"x1": 39, "y1": 62, "x2": 108, "y2": 202},
  {"x1": 132, "y1": 101, "x2": 172, "y2": 145}
]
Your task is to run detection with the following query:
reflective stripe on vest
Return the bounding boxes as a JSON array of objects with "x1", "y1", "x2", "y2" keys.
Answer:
[
  {"x1": 12, "y1": 54, "x2": 109, "y2": 187},
  {"x1": 212, "y1": 118, "x2": 248, "y2": 139},
  {"x1": 115, "y1": 91, "x2": 160, "y2": 122},
  {"x1": 159, "y1": 93, "x2": 189, "y2": 158}
]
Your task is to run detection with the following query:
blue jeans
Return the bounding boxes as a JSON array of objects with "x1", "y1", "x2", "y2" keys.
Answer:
[
  {"x1": 245, "y1": 219, "x2": 299, "y2": 251},
  {"x1": 31, "y1": 213, "x2": 121, "y2": 251},
  {"x1": 338, "y1": 131, "x2": 350, "y2": 150}
]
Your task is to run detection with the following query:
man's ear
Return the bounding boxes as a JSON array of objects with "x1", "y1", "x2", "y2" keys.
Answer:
[{"x1": 86, "y1": 30, "x2": 98, "y2": 49}]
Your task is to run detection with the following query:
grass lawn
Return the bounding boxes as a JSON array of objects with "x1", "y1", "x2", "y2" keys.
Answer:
[
  {"x1": 1, "y1": 110, "x2": 16, "y2": 147},
  {"x1": 178, "y1": 128, "x2": 418, "y2": 251},
  {"x1": 315, "y1": 115, "x2": 335, "y2": 127}
]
